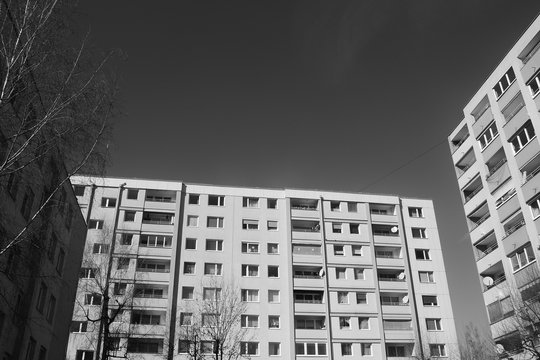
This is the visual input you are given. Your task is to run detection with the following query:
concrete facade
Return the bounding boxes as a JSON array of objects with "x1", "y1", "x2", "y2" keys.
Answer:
[
  {"x1": 67, "y1": 176, "x2": 459, "y2": 360},
  {"x1": 448, "y1": 13, "x2": 540, "y2": 359}
]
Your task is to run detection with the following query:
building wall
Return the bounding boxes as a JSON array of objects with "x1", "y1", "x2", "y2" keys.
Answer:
[
  {"x1": 448, "y1": 13, "x2": 540, "y2": 358},
  {"x1": 67, "y1": 176, "x2": 459, "y2": 360}
]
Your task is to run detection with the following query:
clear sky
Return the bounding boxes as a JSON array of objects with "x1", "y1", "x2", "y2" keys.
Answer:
[{"x1": 79, "y1": 0, "x2": 540, "y2": 338}]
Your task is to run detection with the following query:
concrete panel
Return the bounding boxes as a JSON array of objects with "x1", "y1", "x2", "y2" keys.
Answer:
[
  {"x1": 521, "y1": 173, "x2": 540, "y2": 201},
  {"x1": 497, "y1": 80, "x2": 520, "y2": 109},
  {"x1": 515, "y1": 138, "x2": 540, "y2": 169},
  {"x1": 496, "y1": 194, "x2": 520, "y2": 222},
  {"x1": 472, "y1": 107, "x2": 495, "y2": 137},
  {"x1": 503, "y1": 105, "x2": 529, "y2": 136},
  {"x1": 502, "y1": 225, "x2": 529, "y2": 256}
]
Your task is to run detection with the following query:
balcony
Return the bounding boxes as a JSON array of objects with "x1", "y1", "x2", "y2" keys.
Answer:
[
  {"x1": 496, "y1": 79, "x2": 519, "y2": 108},
  {"x1": 515, "y1": 137, "x2": 540, "y2": 170},
  {"x1": 502, "y1": 218, "x2": 529, "y2": 256},
  {"x1": 520, "y1": 152, "x2": 540, "y2": 199},
  {"x1": 467, "y1": 202, "x2": 490, "y2": 231},
  {"x1": 294, "y1": 291, "x2": 325, "y2": 313},
  {"x1": 291, "y1": 198, "x2": 319, "y2": 218},
  {"x1": 370, "y1": 204, "x2": 398, "y2": 223},
  {"x1": 291, "y1": 220, "x2": 321, "y2": 240},
  {"x1": 503, "y1": 95, "x2": 527, "y2": 129},
  {"x1": 496, "y1": 189, "x2": 519, "y2": 221},
  {"x1": 520, "y1": 36, "x2": 540, "y2": 79},
  {"x1": 472, "y1": 105, "x2": 494, "y2": 138},
  {"x1": 144, "y1": 190, "x2": 176, "y2": 211},
  {"x1": 473, "y1": 231, "x2": 498, "y2": 261},
  {"x1": 378, "y1": 270, "x2": 408, "y2": 291},
  {"x1": 462, "y1": 175, "x2": 483, "y2": 206},
  {"x1": 480, "y1": 261, "x2": 506, "y2": 292},
  {"x1": 141, "y1": 211, "x2": 175, "y2": 232},
  {"x1": 451, "y1": 126, "x2": 470, "y2": 155},
  {"x1": 293, "y1": 266, "x2": 324, "y2": 288},
  {"x1": 455, "y1": 148, "x2": 476, "y2": 179},
  {"x1": 380, "y1": 293, "x2": 410, "y2": 315},
  {"x1": 375, "y1": 247, "x2": 403, "y2": 266}
]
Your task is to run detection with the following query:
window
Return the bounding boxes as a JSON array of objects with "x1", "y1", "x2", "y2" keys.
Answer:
[
  {"x1": 243, "y1": 197, "x2": 259, "y2": 208},
  {"x1": 509, "y1": 243, "x2": 536, "y2": 271},
  {"x1": 268, "y1": 290, "x2": 280, "y2": 303},
  {"x1": 339, "y1": 317, "x2": 351, "y2": 329},
  {"x1": 206, "y1": 239, "x2": 223, "y2": 251},
  {"x1": 269, "y1": 342, "x2": 281, "y2": 356},
  {"x1": 478, "y1": 122, "x2": 498, "y2": 150},
  {"x1": 134, "y1": 286, "x2": 164, "y2": 299},
  {"x1": 334, "y1": 245, "x2": 344, "y2": 256},
  {"x1": 36, "y1": 282, "x2": 47, "y2": 313},
  {"x1": 180, "y1": 312, "x2": 192, "y2": 326},
  {"x1": 124, "y1": 211, "x2": 136, "y2": 222},
  {"x1": 331, "y1": 201, "x2": 341, "y2": 211},
  {"x1": 430, "y1": 344, "x2": 446, "y2": 357},
  {"x1": 422, "y1": 295, "x2": 438, "y2": 306},
  {"x1": 332, "y1": 223, "x2": 342, "y2": 233},
  {"x1": 76, "y1": 350, "x2": 94, "y2": 360},
  {"x1": 207, "y1": 216, "x2": 224, "y2": 228},
  {"x1": 241, "y1": 289, "x2": 259, "y2": 302},
  {"x1": 426, "y1": 318, "x2": 442, "y2": 331},
  {"x1": 359, "y1": 317, "x2": 369, "y2": 329},
  {"x1": 120, "y1": 233, "x2": 133, "y2": 245},
  {"x1": 181, "y1": 287, "x2": 194, "y2": 300},
  {"x1": 268, "y1": 315, "x2": 280, "y2": 329},
  {"x1": 267, "y1": 243, "x2": 279, "y2": 254},
  {"x1": 113, "y1": 283, "x2": 127, "y2": 295},
  {"x1": 127, "y1": 338, "x2": 162, "y2": 353},
  {"x1": 117, "y1": 257, "x2": 130, "y2": 270},
  {"x1": 88, "y1": 219, "x2": 104, "y2": 229},
  {"x1": 295, "y1": 343, "x2": 327, "y2": 356},
  {"x1": 183, "y1": 262, "x2": 196, "y2": 274},
  {"x1": 354, "y1": 268, "x2": 365, "y2": 280},
  {"x1": 242, "y1": 219, "x2": 258, "y2": 230},
  {"x1": 419, "y1": 271, "x2": 435, "y2": 283},
  {"x1": 188, "y1": 194, "x2": 199, "y2": 204},
  {"x1": 267, "y1": 220, "x2": 278, "y2": 230},
  {"x1": 178, "y1": 340, "x2": 190, "y2": 353},
  {"x1": 80, "y1": 268, "x2": 97, "y2": 279},
  {"x1": 208, "y1": 195, "x2": 225, "y2": 206},
  {"x1": 56, "y1": 248, "x2": 65, "y2": 274},
  {"x1": 295, "y1": 317, "x2": 325, "y2": 329},
  {"x1": 348, "y1": 202, "x2": 357, "y2": 212},
  {"x1": 70, "y1": 321, "x2": 88, "y2": 332},
  {"x1": 185, "y1": 238, "x2": 197, "y2": 249},
  {"x1": 187, "y1": 215, "x2": 198, "y2": 227},
  {"x1": 127, "y1": 189, "x2": 139, "y2": 199},
  {"x1": 242, "y1": 264, "x2": 259, "y2": 277},
  {"x1": 85, "y1": 293, "x2": 102, "y2": 305},
  {"x1": 101, "y1": 197, "x2": 117, "y2": 208},
  {"x1": 140, "y1": 234, "x2": 172, "y2": 247},
  {"x1": 203, "y1": 287, "x2": 221, "y2": 300},
  {"x1": 510, "y1": 120, "x2": 536, "y2": 154},
  {"x1": 528, "y1": 72, "x2": 540, "y2": 97},
  {"x1": 204, "y1": 263, "x2": 222, "y2": 275},
  {"x1": 352, "y1": 245, "x2": 363, "y2": 256},
  {"x1": 412, "y1": 227, "x2": 427, "y2": 238},
  {"x1": 241, "y1": 315, "x2": 259, "y2": 328},
  {"x1": 267, "y1": 198, "x2": 277, "y2": 209},
  {"x1": 356, "y1": 292, "x2": 367, "y2": 304},
  {"x1": 529, "y1": 195, "x2": 540, "y2": 218},
  {"x1": 240, "y1": 342, "x2": 259, "y2": 356},
  {"x1": 200, "y1": 341, "x2": 214, "y2": 354},
  {"x1": 349, "y1": 223, "x2": 360, "y2": 234},
  {"x1": 268, "y1": 265, "x2": 279, "y2": 278},
  {"x1": 242, "y1": 242, "x2": 259, "y2": 253},
  {"x1": 73, "y1": 185, "x2": 85, "y2": 197},
  {"x1": 361, "y1": 343, "x2": 372, "y2": 356},
  {"x1": 336, "y1": 267, "x2": 346, "y2": 279},
  {"x1": 93, "y1": 243, "x2": 110, "y2": 254},
  {"x1": 493, "y1": 67, "x2": 516, "y2": 98},
  {"x1": 341, "y1": 343, "x2": 352, "y2": 356},
  {"x1": 415, "y1": 249, "x2": 431, "y2": 260},
  {"x1": 387, "y1": 345, "x2": 406, "y2": 357},
  {"x1": 409, "y1": 207, "x2": 423, "y2": 217},
  {"x1": 338, "y1": 291, "x2": 349, "y2": 304}
]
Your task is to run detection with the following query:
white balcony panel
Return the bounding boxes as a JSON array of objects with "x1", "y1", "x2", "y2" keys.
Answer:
[
  {"x1": 132, "y1": 297, "x2": 168, "y2": 309},
  {"x1": 295, "y1": 329, "x2": 327, "y2": 339},
  {"x1": 451, "y1": 136, "x2": 473, "y2": 164},
  {"x1": 292, "y1": 231, "x2": 322, "y2": 241},
  {"x1": 515, "y1": 138, "x2": 540, "y2": 169},
  {"x1": 375, "y1": 257, "x2": 405, "y2": 267},
  {"x1": 130, "y1": 324, "x2": 166, "y2": 336},
  {"x1": 472, "y1": 108, "x2": 494, "y2": 137},
  {"x1": 291, "y1": 208, "x2": 320, "y2": 218},
  {"x1": 141, "y1": 223, "x2": 174, "y2": 234},
  {"x1": 378, "y1": 280, "x2": 409, "y2": 291},
  {"x1": 135, "y1": 271, "x2": 170, "y2": 283},
  {"x1": 496, "y1": 194, "x2": 520, "y2": 222},
  {"x1": 294, "y1": 302, "x2": 326, "y2": 313},
  {"x1": 293, "y1": 277, "x2": 325, "y2": 288},
  {"x1": 138, "y1": 247, "x2": 172, "y2": 258},
  {"x1": 381, "y1": 305, "x2": 411, "y2": 315},
  {"x1": 384, "y1": 330, "x2": 415, "y2": 341},
  {"x1": 373, "y1": 235, "x2": 402, "y2": 245},
  {"x1": 501, "y1": 225, "x2": 529, "y2": 256},
  {"x1": 370, "y1": 213, "x2": 398, "y2": 223},
  {"x1": 143, "y1": 200, "x2": 176, "y2": 211},
  {"x1": 497, "y1": 81, "x2": 520, "y2": 108}
]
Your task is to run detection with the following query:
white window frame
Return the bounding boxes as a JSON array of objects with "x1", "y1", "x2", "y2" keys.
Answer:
[
  {"x1": 493, "y1": 68, "x2": 516, "y2": 99},
  {"x1": 241, "y1": 242, "x2": 259, "y2": 254},
  {"x1": 240, "y1": 314, "x2": 259, "y2": 328},
  {"x1": 242, "y1": 264, "x2": 259, "y2": 277},
  {"x1": 510, "y1": 121, "x2": 536, "y2": 154},
  {"x1": 478, "y1": 122, "x2": 498, "y2": 150},
  {"x1": 243, "y1": 197, "x2": 259, "y2": 208},
  {"x1": 426, "y1": 318, "x2": 443, "y2": 331},
  {"x1": 242, "y1": 219, "x2": 259, "y2": 230},
  {"x1": 416, "y1": 249, "x2": 431, "y2": 260},
  {"x1": 412, "y1": 227, "x2": 427, "y2": 238},
  {"x1": 509, "y1": 243, "x2": 536, "y2": 272},
  {"x1": 269, "y1": 342, "x2": 281, "y2": 356},
  {"x1": 430, "y1": 344, "x2": 447, "y2": 357},
  {"x1": 409, "y1": 207, "x2": 424, "y2": 218},
  {"x1": 204, "y1": 263, "x2": 223, "y2": 276},
  {"x1": 354, "y1": 268, "x2": 365, "y2": 280},
  {"x1": 241, "y1": 289, "x2": 259, "y2": 302},
  {"x1": 208, "y1": 195, "x2": 225, "y2": 206},
  {"x1": 419, "y1": 271, "x2": 435, "y2": 283},
  {"x1": 207, "y1": 216, "x2": 224, "y2": 228},
  {"x1": 528, "y1": 73, "x2": 540, "y2": 97},
  {"x1": 205, "y1": 239, "x2": 223, "y2": 251},
  {"x1": 337, "y1": 291, "x2": 349, "y2": 304},
  {"x1": 187, "y1": 215, "x2": 199, "y2": 227},
  {"x1": 267, "y1": 243, "x2": 279, "y2": 254},
  {"x1": 339, "y1": 317, "x2": 351, "y2": 330},
  {"x1": 336, "y1": 267, "x2": 346, "y2": 279},
  {"x1": 183, "y1": 262, "x2": 196, "y2": 275},
  {"x1": 267, "y1": 220, "x2": 278, "y2": 231},
  {"x1": 268, "y1": 315, "x2": 280, "y2": 329},
  {"x1": 341, "y1": 343, "x2": 353, "y2": 356},
  {"x1": 268, "y1": 290, "x2": 280, "y2": 303},
  {"x1": 240, "y1": 342, "x2": 259, "y2": 356}
]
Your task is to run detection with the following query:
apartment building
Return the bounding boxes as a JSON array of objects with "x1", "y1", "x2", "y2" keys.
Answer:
[
  {"x1": 448, "y1": 14, "x2": 540, "y2": 359},
  {"x1": 0, "y1": 158, "x2": 87, "y2": 359},
  {"x1": 66, "y1": 176, "x2": 459, "y2": 360}
]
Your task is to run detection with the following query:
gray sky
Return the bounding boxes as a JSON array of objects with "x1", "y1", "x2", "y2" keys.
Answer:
[{"x1": 79, "y1": 0, "x2": 540, "y2": 337}]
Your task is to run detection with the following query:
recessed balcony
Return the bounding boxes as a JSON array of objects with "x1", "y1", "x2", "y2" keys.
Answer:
[
  {"x1": 462, "y1": 175, "x2": 483, "y2": 204},
  {"x1": 370, "y1": 203, "x2": 398, "y2": 223},
  {"x1": 466, "y1": 202, "x2": 490, "y2": 231},
  {"x1": 521, "y1": 152, "x2": 540, "y2": 199},
  {"x1": 455, "y1": 148, "x2": 476, "y2": 178},
  {"x1": 473, "y1": 231, "x2": 498, "y2": 261},
  {"x1": 450, "y1": 125, "x2": 470, "y2": 155},
  {"x1": 480, "y1": 261, "x2": 506, "y2": 292}
]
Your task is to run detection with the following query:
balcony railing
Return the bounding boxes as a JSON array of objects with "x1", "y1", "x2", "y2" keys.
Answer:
[
  {"x1": 142, "y1": 219, "x2": 174, "y2": 225},
  {"x1": 373, "y1": 231, "x2": 399, "y2": 236},
  {"x1": 523, "y1": 162, "x2": 540, "y2": 183},
  {"x1": 483, "y1": 275, "x2": 506, "y2": 292},
  {"x1": 522, "y1": 39, "x2": 540, "y2": 64},
  {"x1": 495, "y1": 188, "x2": 516, "y2": 208},
  {"x1": 294, "y1": 299, "x2": 323, "y2": 304},
  {"x1": 381, "y1": 301, "x2": 409, "y2": 306},
  {"x1": 375, "y1": 254, "x2": 401, "y2": 259},
  {"x1": 469, "y1": 213, "x2": 490, "y2": 230},
  {"x1": 145, "y1": 196, "x2": 175, "y2": 203},
  {"x1": 464, "y1": 186, "x2": 483, "y2": 203},
  {"x1": 378, "y1": 277, "x2": 406, "y2": 282},
  {"x1": 457, "y1": 163, "x2": 473, "y2": 177},
  {"x1": 293, "y1": 274, "x2": 321, "y2": 279},
  {"x1": 503, "y1": 97, "x2": 525, "y2": 122},
  {"x1": 502, "y1": 219, "x2": 525, "y2": 239},
  {"x1": 476, "y1": 243, "x2": 498, "y2": 261},
  {"x1": 291, "y1": 205, "x2": 318, "y2": 210},
  {"x1": 451, "y1": 134, "x2": 470, "y2": 154},
  {"x1": 292, "y1": 226, "x2": 320, "y2": 233},
  {"x1": 487, "y1": 158, "x2": 507, "y2": 178}
]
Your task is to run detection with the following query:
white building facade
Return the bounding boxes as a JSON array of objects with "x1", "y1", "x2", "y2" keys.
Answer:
[{"x1": 66, "y1": 176, "x2": 459, "y2": 359}]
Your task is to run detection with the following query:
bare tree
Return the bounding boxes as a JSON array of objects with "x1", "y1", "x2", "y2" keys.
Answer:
[
  {"x1": 459, "y1": 323, "x2": 498, "y2": 360},
  {"x1": 494, "y1": 264, "x2": 540, "y2": 359},
  {"x1": 177, "y1": 279, "x2": 250, "y2": 360},
  {"x1": 0, "y1": 0, "x2": 117, "y2": 256}
]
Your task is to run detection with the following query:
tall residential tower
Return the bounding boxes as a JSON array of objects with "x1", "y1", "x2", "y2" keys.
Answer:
[
  {"x1": 66, "y1": 176, "x2": 459, "y2": 360},
  {"x1": 448, "y1": 14, "x2": 540, "y2": 359}
]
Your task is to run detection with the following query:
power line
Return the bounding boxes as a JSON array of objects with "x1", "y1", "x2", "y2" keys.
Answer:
[{"x1": 360, "y1": 138, "x2": 448, "y2": 191}]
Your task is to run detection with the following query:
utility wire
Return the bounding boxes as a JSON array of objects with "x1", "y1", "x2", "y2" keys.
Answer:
[{"x1": 360, "y1": 138, "x2": 448, "y2": 191}]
